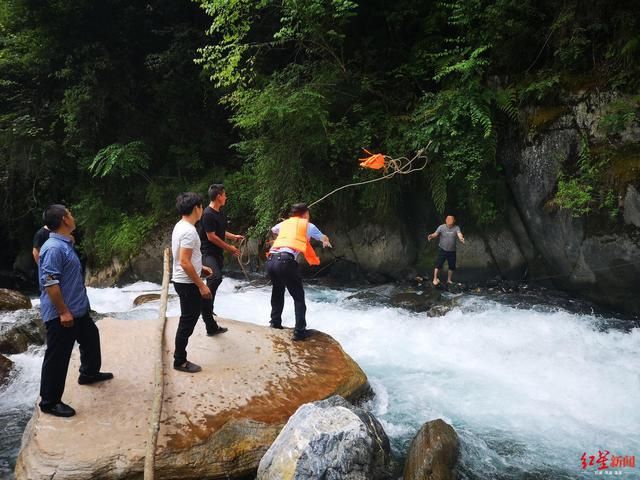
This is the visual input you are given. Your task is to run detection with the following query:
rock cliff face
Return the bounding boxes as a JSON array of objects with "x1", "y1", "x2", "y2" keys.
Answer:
[
  {"x1": 499, "y1": 91, "x2": 640, "y2": 313},
  {"x1": 15, "y1": 317, "x2": 369, "y2": 480}
]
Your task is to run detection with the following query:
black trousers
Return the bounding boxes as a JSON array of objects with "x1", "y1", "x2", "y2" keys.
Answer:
[
  {"x1": 200, "y1": 254, "x2": 223, "y2": 332},
  {"x1": 174, "y1": 282, "x2": 201, "y2": 366},
  {"x1": 40, "y1": 313, "x2": 101, "y2": 406},
  {"x1": 266, "y1": 255, "x2": 306, "y2": 333},
  {"x1": 435, "y1": 248, "x2": 457, "y2": 270}
]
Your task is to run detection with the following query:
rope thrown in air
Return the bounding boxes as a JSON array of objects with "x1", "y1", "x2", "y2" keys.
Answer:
[{"x1": 308, "y1": 142, "x2": 432, "y2": 208}]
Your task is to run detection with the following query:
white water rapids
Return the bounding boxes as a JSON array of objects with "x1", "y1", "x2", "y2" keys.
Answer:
[{"x1": 1, "y1": 279, "x2": 639, "y2": 479}]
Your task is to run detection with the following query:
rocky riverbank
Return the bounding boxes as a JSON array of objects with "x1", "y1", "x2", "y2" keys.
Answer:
[{"x1": 15, "y1": 316, "x2": 370, "y2": 479}]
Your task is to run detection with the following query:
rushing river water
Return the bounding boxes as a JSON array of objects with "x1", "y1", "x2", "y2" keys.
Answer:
[{"x1": 1, "y1": 279, "x2": 639, "y2": 479}]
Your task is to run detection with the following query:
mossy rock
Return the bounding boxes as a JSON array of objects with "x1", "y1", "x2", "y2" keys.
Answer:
[{"x1": 527, "y1": 106, "x2": 569, "y2": 130}]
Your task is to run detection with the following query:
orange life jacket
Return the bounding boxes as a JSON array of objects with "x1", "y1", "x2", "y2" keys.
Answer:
[{"x1": 271, "y1": 217, "x2": 320, "y2": 266}]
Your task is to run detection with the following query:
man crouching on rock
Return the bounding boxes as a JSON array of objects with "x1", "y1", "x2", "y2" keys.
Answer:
[
  {"x1": 171, "y1": 192, "x2": 213, "y2": 373},
  {"x1": 38, "y1": 205, "x2": 113, "y2": 417},
  {"x1": 266, "y1": 203, "x2": 332, "y2": 341}
]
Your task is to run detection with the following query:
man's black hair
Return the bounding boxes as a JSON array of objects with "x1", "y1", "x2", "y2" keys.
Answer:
[
  {"x1": 176, "y1": 192, "x2": 203, "y2": 216},
  {"x1": 42, "y1": 204, "x2": 68, "y2": 231},
  {"x1": 290, "y1": 203, "x2": 309, "y2": 217},
  {"x1": 208, "y1": 183, "x2": 225, "y2": 202}
]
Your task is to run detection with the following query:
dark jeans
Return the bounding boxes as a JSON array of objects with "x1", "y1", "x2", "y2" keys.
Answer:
[
  {"x1": 40, "y1": 313, "x2": 101, "y2": 406},
  {"x1": 266, "y1": 254, "x2": 306, "y2": 333},
  {"x1": 435, "y1": 248, "x2": 457, "y2": 270},
  {"x1": 201, "y1": 254, "x2": 223, "y2": 332},
  {"x1": 173, "y1": 282, "x2": 201, "y2": 366}
]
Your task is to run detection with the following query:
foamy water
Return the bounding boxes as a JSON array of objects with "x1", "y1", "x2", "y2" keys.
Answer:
[{"x1": 1, "y1": 279, "x2": 638, "y2": 479}]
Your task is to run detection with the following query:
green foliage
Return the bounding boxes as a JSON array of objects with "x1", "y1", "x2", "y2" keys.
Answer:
[
  {"x1": 556, "y1": 177, "x2": 594, "y2": 216},
  {"x1": 555, "y1": 135, "x2": 618, "y2": 218},
  {"x1": 599, "y1": 96, "x2": 640, "y2": 136},
  {"x1": 88, "y1": 141, "x2": 150, "y2": 179},
  {"x1": 2, "y1": 0, "x2": 640, "y2": 271},
  {"x1": 93, "y1": 215, "x2": 158, "y2": 266}
]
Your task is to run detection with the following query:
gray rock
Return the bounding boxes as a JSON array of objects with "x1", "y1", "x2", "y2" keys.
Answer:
[
  {"x1": 0, "y1": 288, "x2": 31, "y2": 311},
  {"x1": 403, "y1": 419, "x2": 459, "y2": 480},
  {"x1": 0, "y1": 309, "x2": 45, "y2": 354},
  {"x1": 623, "y1": 184, "x2": 640, "y2": 228},
  {"x1": 389, "y1": 290, "x2": 443, "y2": 313},
  {"x1": 484, "y1": 228, "x2": 527, "y2": 280},
  {"x1": 453, "y1": 234, "x2": 499, "y2": 282},
  {"x1": 257, "y1": 395, "x2": 391, "y2": 480},
  {"x1": 319, "y1": 223, "x2": 416, "y2": 280},
  {"x1": 133, "y1": 293, "x2": 161, "y2": 305}
]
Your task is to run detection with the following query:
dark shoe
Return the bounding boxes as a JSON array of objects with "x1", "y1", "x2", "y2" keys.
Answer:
[
  {"x1": 40, "y1": 402, "x2": 76, "y2": 417},
  {"x1": 207, "y1": 327, "x2": 228, "y2": 336},
  {"x1": 269, "y1": 322, "x2": 284, "y2": 329},
  {"x1": 78, "y1": 372, "x2": 114, "y2": 385},
  {"x1": 292, "y1": 329, "x2": 315, "y2": 341},
  {"x1": 174, "y1": 360, "x2": 202, "y2": 373}
]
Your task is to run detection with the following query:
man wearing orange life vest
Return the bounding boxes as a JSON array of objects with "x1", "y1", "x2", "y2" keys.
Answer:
[{"x1": 267, "y1": 203, "x2": 332, "y2": 341}]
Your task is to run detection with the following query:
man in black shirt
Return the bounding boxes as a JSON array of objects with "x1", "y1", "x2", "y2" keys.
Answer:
[
  {"x1": 198, "y1": 183, "x2": 244, "y2": 335},
  {"x1": 32, "y1": 226, "x2": 51, "y2": 264}
]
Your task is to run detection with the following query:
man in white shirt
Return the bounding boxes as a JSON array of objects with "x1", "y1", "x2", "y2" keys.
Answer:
[{"x1": 171, "y1": 192, "x2": 213, "y2": 373}]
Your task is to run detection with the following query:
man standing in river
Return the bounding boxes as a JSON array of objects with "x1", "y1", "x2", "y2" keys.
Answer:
[{"x1": 427, "y1": 214, "x2": 465, "y2": 286}]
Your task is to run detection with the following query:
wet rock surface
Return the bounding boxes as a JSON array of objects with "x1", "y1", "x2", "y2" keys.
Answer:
[
  {"x1": 403, "y1": 419, "x2": 459, "y2": 480},
  {"x1": 0, "y1": 353, "x2": 14, "y2": 386},
  {"x1": 0, "y1": 309, "x2": 45, "y2": 354}
]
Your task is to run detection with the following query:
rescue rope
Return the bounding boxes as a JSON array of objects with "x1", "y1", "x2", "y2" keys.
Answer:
[
  {"x1": 236, "y1": 237, "x2": 251, "y2": 281},
  {"x1": 308, "y1": 143, "x2": 431, "y2": 209},
  {"x1": 143, "y1": 247, "x2": 171, "y2": 480},
  {"x1": 235, "y1": 145, "x2": 432, "y2": 275},
  {"x1": 524, "y1": 258, "x2": 640, "y2": 283}
]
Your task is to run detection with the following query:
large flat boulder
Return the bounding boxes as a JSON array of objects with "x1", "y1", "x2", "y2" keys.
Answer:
[{"x1": 15, "y1": 317, "x2": 369, "y2": 479}]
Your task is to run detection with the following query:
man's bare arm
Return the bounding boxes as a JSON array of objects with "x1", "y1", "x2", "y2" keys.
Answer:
[
  {"x1": 179, "y1": 247, "x2": 212, "y2": 299},
  {"x1": 427, "y1": 231, "x2": 440, "y2": 241},
  {"x1": 206, "y1": 232, "x2": 240, "y2": 257},
  {"x1": 44, "y1": 284, "x2": 74, "y2": 327},
  {"x1": 457, "y1": 231, "x2": 465, "y2": 244},
  {"x1": 225, "y1": 231, "x2": 244, "y2": 242}
]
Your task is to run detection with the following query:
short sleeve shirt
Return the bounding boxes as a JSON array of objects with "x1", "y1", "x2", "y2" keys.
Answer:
[
  {"x1": 269, "y1": 221, "x2": 324, "y2": 259},
  {"x1": 39, "y1": 233, "x2": 90, "y2": 322},
  {"x1": 436, "y1": 224, "x2": 461, "y2": 252},
  {"x1": 172, "y1": 219, "x2": 202, "y2": 284},
  {"x1": 198, "y1": 206, "x2": 227, "y2": 259}
]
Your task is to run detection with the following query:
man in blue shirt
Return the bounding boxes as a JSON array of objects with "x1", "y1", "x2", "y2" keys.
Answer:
[{"x1": 38, "y1": 205, "x2": 113, "y2": 417}]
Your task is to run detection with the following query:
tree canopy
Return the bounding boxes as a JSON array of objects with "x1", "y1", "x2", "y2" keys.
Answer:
[{"x1": 1, "y1": 0, "x2": 638, "y2": 269}]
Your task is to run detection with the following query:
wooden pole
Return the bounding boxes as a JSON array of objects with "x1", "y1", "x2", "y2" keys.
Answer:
[{"x1": 143, "y1": 247, "x2": 171, "y2": 480}]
